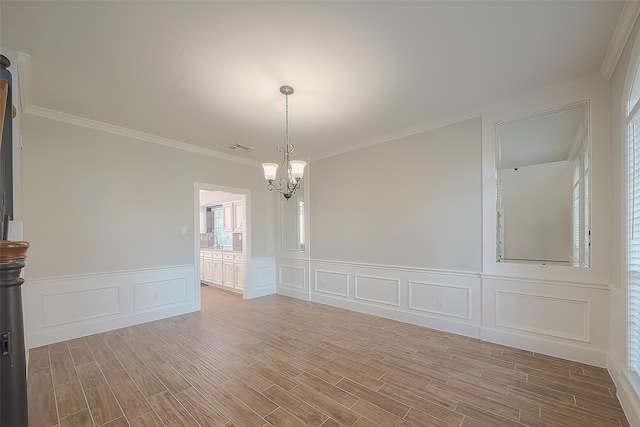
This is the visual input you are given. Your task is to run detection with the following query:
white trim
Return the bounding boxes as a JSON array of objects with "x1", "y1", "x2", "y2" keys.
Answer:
[
  {"x1": 314, "y1": 269, "x2": 350, "y2": 297},
  {"x1": 278, "y1": 265, "x2": 306, "y2": 289},
  {"x1": 353, "y1": 274, "x2": 400, "y2": 307},
  {"x1": 11, "y1": 51, "x2": 259, "y2": 167},
  {"x1": 194, "y1": 182, "x2": 251, "y2": 300},
  {"x1": 15, "y1": 51, "x2": 32, "y2": 112},
  {"x1": 311, "y1": 257, "x2": 480, "y2": 278},
  {"x1": 24, "y1": 265, "x2": 198, "y2": 348},
  {"x1": 609, "y1": 351, "x2": 640, "y2": 426},
  {"x1": 480, "y1": 272, "x2": 610, "y2": 290},
  {"x1": 481, "y1": 326, "x2": 607, "y2": 367},
  {"x1": 408, "y1": 280, "x2": 472, "y2": 320},
  {"x1": 311, "y1": 291, "x2": 481, "y2": 339},
  {"x1": 26, "y1": 264, "x2": 193, "y2": 283},
  {"x1": 24, "y1": 105, "x2": 259, "y2": 167},
  {"x1": 246, "y1": 256, "x2": 276, "y2": 299},
  {"x1": 601, "y1": 0, "x2": 640, "y2": 80},
  {"x1": 494, "y1": 290, "x2": 591, "y2": 343},
  {"x1": 312, "y1": 109, "x2": 482, "y2": 161}
]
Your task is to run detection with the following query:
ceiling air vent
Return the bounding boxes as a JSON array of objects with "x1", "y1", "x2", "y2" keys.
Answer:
[{"x1": 230, "y1": 143, "x2": 254, "y2": 152}]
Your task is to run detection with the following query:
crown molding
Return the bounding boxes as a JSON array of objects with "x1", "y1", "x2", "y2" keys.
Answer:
[
  {"x1": 11, "y1": 51, "x2": 260, "y2": 168},
  {"x1": 601, "y1": 0, "x2": 640, "y2": 80},
  {"x1": 311, "y1": 108, "x2": 482, "y2": 162},
  {"x1": 15, "y1": 51, "x2": 32, "y2": 111},
  {"x1": 312, "y1": 72, "x2": 605, "y2": 162},
  {"x1": 23, "y1": 105, "x2": 260, "y2": 167}
]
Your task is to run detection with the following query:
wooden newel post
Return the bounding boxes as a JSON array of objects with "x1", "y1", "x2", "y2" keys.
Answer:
[
  {"x1": 0, "y1": 240, "x2": 29, "y2": 426},
  {"x1": 0, "y1": 51, "x2": 29, "y2": 426}
]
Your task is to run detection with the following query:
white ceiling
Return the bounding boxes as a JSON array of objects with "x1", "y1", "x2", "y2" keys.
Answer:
[{"x1": 0, "y1": 1, "x2": 627, "y2": 163}]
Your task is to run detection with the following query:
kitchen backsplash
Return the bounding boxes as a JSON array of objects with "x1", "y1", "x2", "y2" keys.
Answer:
[
  {"x1": 200, "y1": 233, "x2": 243, "y2": 251},
  {"x1": 233, "y1": 233, "x2": 243, "y2": 251}
]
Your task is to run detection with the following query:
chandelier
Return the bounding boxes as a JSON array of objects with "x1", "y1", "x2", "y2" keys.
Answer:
[{"x1": 261, "y1": 85, "x2": 306, "y2": 200}]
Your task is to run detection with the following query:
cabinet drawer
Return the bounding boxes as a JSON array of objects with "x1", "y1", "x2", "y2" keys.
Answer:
[
  {"x1": 212, "y1": 252, "x2": 223, "y2": 260},
  {"x1": 201, "y1": 250, "x2": 213, "y2": 259},
  {"x1": 223, "y1": 253, "x2": 234, "y2": 262},
  {"x1": 234, "y1": 254, "x2": 243, "y2": 263}
]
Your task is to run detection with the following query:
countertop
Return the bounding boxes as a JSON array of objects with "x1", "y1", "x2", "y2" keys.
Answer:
[{"x1": 200, "y1": 247, "x2": 242, "y2": 253}]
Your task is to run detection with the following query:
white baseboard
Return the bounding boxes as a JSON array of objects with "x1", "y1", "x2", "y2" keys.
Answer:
[
  {"x1": 481, "y1": 326, "x2": 608, "y2": 367},
  {"x1": 24, "y1": 265, "x2": 197, "y2": 348},
  {"x1": 275, "y1": 257, "x2": 611, "y2": 369},
  {"x1": 246, "y1": 285, "x2": 276, "y2": 299},
  {"x1": 609, "y1": 352, "x2": 640, "y2": 426},
  {"x1": 311, "y1": 292, "x2": 481, "y2": 338},
  {"x1": 277, "y1": 286, "x2": 310, "y2": 300}
]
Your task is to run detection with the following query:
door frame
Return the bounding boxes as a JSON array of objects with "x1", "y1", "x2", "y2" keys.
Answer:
[{"x1": 194, "y1": 182, "x2": 250, "y2": 304}]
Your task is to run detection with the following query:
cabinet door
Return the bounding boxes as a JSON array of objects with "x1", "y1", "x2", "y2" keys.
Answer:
[
  {"x1": 200, "y1": 257, "x2": 205, "y2": 281},
  {"x1": 233, "y1": 202, "x2": 244, "y2": 231},
  {"x1": 212, "y1": 260, "x2": 223, "y2": 285},
  {"x1": 234, "y1": 263, "x2": 244, "y2": 290},
  {"x1": 203, "y1": 259, "x2": 213, "y2": 283},
  {"x1": 223, "y1": 203, "x2": 234, "y2": 232},
  {"x1": 223, "y1": 261, "x2": 234, "y2": 287}
]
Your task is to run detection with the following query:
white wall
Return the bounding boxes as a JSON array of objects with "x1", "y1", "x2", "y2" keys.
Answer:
[
  {"x1": 279, "y1": 119, "x2": 486, "y2": 340},
  {"x1": 277, "y1": 77, "x2": 613, "y2": 369},
  {"x1": 310, "y1": 117, "x2": 482, "y2": 272},
  {"x1": 21, "y1": 115, "x2": 276, "y2": 278},
  {"x1": 18, "y1": 112, "x2": 278, "y2": 347}
]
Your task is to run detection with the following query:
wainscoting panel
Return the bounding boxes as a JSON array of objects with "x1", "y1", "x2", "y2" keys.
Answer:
[
  {"x1": 482, "y1": 276, "x2": 609, "y2": 366},
  {"x1": 133, "y1": 278, "x2": 188, "y2": 311},
  {"x1": 409, "y1": 281, "x2": 471, "y2": 320},
  {"x1": 494, "y1": 290, "x2": 589, "y2": 342},
  {"x1": 279, "y1": 266, "x2": 306, "y2": 289},
  {"x1": 247, "y1": 257, "x2": 276, "y2": 299},
  {"x1": 276, "y1": 258, "x2": 309, "y2": 300},
  {"x1": 43, "y1": 286, "x2": 120, "y2": 327},
  {"x1": 315, "y1": 270, "x2": 349, "y2": 297},
  {"x1": 293, "y1": 260, "x2": 611, "y2": 367},
  {"x1": 354, "y1": 275, "x2": 400, "y2": 306},
  {"x1": 305, "y1": 260, "x2": 482, "y2": 338},
  {"x1": 24, "y1": 265, "x2": 197, "y2": 348}
]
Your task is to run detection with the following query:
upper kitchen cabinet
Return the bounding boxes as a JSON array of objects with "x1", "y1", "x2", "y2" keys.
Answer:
[
  {"x1": 223, "y1": 203, "x2": 233, "y2": 232},
  {"x1": 223, "y1": 201, "x2": 245, "y2": 233},
  {"x1": 234, "y1": 202, "x2": 244, "y2": 231}
]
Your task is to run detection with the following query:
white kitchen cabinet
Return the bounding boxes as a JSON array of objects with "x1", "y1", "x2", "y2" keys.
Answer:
[
  {"x1": 212, "y1": 253, "x2": 223, "y2": 285},
  {"x1": 222, "y1": 203, "x2": 234, "y2": 232},
  {"x1": 234, "y1": 254, "x2": 244, "y2": 290},
  {"x1": 202, "y1": 251, "x2": 213, "y2": 284},
  {"x1": 201, "y1": 249, "x2": 244, "y2": 293},
  {"x1": 222, "y1": 253, "x2": 234, "y2": 287},
  {"x1": 222, "y1": 201, "x2": 244, "y2": 233},
  {"x1": 233, "y1": 202, "x2": 244, "y2": 231},
  {"x1": 199, "y1": 252, "x2": 205, "y2": 281}
]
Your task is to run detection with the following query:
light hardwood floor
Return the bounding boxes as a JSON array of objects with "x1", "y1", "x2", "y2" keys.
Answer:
[{"x1": 27, "y1": 286, "x2": 630, "y2": 427}]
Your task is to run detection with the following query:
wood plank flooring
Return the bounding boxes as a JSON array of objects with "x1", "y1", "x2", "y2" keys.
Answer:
[{"x1": 27, "y1": 286, "x2": 630, "y2": 426}]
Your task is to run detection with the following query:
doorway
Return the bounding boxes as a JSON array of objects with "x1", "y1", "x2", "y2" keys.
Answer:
[{"x1": 195, "y1": 183, "x2": 249, "y2": 301}]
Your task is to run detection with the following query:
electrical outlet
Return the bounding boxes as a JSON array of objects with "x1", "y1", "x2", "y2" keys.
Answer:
[
  {"x1": 437, "y1": 296, "x2": 444, "y2": 307},
  {"x1": 181, "y1": 226, "x2": 188, "y2": 234}
]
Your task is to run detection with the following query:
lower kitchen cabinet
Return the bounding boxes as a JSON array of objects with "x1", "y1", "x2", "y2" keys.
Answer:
[
  {"x1": 212, "y1": 256, "x2": 223, "y2": 285},
  {"x1": 234, "y1": 262, "x2": 244, "y2": 290},
  {"x1": 200, "y1": 249, "x2": 244, "y2": 293}
]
